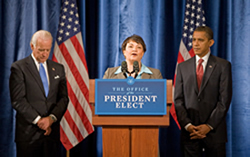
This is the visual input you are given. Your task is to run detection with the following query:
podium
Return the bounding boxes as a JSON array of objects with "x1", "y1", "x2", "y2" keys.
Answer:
[{"x1": 89, "y1": 79, "x2": 172, "y2": 157}]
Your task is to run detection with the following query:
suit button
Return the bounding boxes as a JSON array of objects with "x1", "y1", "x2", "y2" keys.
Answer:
[{"x1": 198, "y1": 99, "x2": 201, "y2": 102}]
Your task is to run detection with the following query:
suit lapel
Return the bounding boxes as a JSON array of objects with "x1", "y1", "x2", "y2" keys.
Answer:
[
  {"x1": 47, "y1": 60, "x2": 54, "y2": 97},
  {"x1": 199, "y1": 55, "x2": 216, "y2": 94},
  {"x1": 26, "y1": 55, "x2": 45, "y2": 95},
  {"x1": 115, "y1": 72, "x2": 127, "y2": 79}
]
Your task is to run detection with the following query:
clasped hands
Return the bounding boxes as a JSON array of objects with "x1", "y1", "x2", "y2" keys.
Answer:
[
  {"x1": 187, "y1": 124, "x2": 211, "y2": 140},
  {"x1": 37, "y1": 116, "x2": 54, "y2": 136}
]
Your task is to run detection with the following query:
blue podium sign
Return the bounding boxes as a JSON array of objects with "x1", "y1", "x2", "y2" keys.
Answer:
[{"x1": 95, "y1": 77, "x2": 166, "y2": 115}]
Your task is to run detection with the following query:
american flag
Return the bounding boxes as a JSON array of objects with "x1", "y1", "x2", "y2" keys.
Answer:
[
  {"x1": 52, "y1": 0, "x2": 94, "y2": 150},
  {"x1": 170, "y1": 0, "x2": 206, "y2": 129}
]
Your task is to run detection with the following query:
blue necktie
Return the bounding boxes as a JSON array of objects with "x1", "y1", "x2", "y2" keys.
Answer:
[{"x1": 39, "y1": 63, "x2": 49, "y2": 97}]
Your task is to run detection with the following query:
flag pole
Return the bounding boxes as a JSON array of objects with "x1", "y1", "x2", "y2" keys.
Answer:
[{"x1": 66, "y1": 150, "x2": 70, "y2": 157}]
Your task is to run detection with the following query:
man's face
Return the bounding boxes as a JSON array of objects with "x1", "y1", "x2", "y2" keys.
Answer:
[
  {"x1": 31, "y1": 37, "x2": 52, "y2": 63},
  {"x1": 192, "y1": 31, "x2": 214, "y2": 57}
]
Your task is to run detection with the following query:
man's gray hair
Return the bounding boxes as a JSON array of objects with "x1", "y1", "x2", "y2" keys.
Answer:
[{"x1": 30, "y1": 30, "x2": 53, "y2": 47}]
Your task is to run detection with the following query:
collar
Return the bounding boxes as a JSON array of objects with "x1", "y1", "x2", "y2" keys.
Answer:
[
  {"x1": 31, "y1": 53, "x2": 47, "y2": 70},
  {"x1": 195, "y1": 51, "x2": 210, "y2": 63},
  {"x1": 114, "y1": 63, "x2": 153, "y2": 75}
]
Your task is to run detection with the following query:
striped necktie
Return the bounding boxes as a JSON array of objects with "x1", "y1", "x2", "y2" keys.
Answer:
[{"x1": 196, "y1": 59, "x2": 204, "y2": 90}]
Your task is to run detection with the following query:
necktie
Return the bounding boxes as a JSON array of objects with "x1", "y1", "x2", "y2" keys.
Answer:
[
  {"x1": 39, "y1": 63, "x2": 49, "y2": 97},
  {"x1": 196, "y1": 59, "x2": 204, "y2": 90}
]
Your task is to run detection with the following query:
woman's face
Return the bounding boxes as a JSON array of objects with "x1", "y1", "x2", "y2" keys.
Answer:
[{"x1": 123, "y1": 40, "x2": 144, "y2": 63}]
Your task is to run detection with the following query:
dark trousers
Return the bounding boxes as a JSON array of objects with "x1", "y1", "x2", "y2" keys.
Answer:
[
  {"x1": 181, "y1": 139, "x2": 226, "y2": 157},
  {"x1": 16, "y1": 136, "x2": 61, "y2": 157}
]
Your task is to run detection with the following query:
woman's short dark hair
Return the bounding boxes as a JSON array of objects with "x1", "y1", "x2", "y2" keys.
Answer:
[{"x1": 121, "y1": 34, "x2": 146, "y2": 52}]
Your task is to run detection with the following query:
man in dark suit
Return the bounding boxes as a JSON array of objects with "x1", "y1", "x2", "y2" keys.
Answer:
[
  {"x1": 9, "y1": 30, "x2": 69, "y2": 157},
  {"x1": 174, "y1": 26, "x2": 232, "y2": 157}
]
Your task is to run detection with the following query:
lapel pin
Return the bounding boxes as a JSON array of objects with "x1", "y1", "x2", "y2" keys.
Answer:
[
  {"x1": 52, "y1": 68, "x2": 55, "y2": 71},
  {"x1": 209, "y1": 65, "x2": 212, "y2": 68}
]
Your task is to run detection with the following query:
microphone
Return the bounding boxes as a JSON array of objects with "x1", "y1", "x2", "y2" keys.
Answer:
[
  {"x1": 121, "y1": 61, "x2": 127, "y2": 78},
  {"x1": 133, "y1": 61, "x2": 139, "y2": 79}
]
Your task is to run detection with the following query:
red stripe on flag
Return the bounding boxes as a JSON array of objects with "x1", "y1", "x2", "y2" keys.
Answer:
[
  {"x1": 67, "y1": 81, "x2": 94, "y2": 134},
  {"x1": 63, "y1": 109, "x2": 84, "y2": 142},
  {"x1": 170, "y1": 74, "x2": 181, "y2": 129},
  {"x1": 189, "y1": 48, "x2": 195, "y2": 58},
  {"x1": 177, "y1": 51, "x2": 184, "y2": 63},
  {"x1": 173, "y1": 74, "x2": 176, "y2": 88},
  {"x1": 70, "y1": 36, "x2": 88, "y2": 73},
  {"x1": 59, "y1": 43, "x2": 89, "y2": 102},
  {"x1": 60, "y1": 125, "x2": 73, "y2": 150},
  {"x1": 170, "y1": 103, "x2": 180, "y2": 129},
  {"x1": 52, "y1": 55, "x2": 58, "y2": 62}
]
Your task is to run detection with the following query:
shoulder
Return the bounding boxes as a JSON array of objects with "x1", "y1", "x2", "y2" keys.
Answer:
[
  {"x1": 47, "y1": 59, "x2": 65, "y2": 69},
  {"x1": 145, "y1": 66, "x2": 163, "y2": 79},
  {"x1": 11, "y1": 56, "x2": 30, "y2": 68},
  {"x1": 147, "y1": 67, "x2": 161, "y2": 74},
  {"x1": 105, "y1": 66, "x2": 120, "y2": 73},
  {"x1": 103, "y1": 66, "x2": 120, "y2": 79},
  {"x1": 208, "y1": 55, "x2": 231, "y2": 72},
  {"x1": 178, "y1": 57, "x2": 195, "y2": 68},
  {"x1": 210, "y1": 55, "x2": 231, "y2": 65}
]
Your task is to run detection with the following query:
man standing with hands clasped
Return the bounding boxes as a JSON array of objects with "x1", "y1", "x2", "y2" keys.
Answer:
[
  {"x1": 9, "y1": 30, "x2": 69, "y2": 157},
  {"x1": 174, "y1": 26, "x2": 232, "y2": 157}
]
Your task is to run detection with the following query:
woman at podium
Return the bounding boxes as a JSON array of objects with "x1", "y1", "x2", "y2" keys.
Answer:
[{"x1": 103, "y1": 34, "x2": 162, "y2": 79}]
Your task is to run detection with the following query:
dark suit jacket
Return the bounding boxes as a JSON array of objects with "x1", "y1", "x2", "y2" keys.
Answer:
[
  {"x1": 9, "y1": 55, "x2": 69, "y2": 142},
  {"x1": 103, "y1": 66, "x2": 163, "y2": 79},
  {"x1": 174, "y1": 54, "x2": 232, "y2": 144}
]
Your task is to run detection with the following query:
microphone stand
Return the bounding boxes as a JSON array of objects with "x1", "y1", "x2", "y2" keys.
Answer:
[
  {"x1": 134, "y1": 72, "x2": 138, "y2": 79},
  {"x1": 123, "y1": 72, "x2": 127, "y2": 78}
]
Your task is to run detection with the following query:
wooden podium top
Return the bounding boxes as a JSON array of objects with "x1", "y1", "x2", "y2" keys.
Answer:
[{"x1": 89, "y1": 79, "x2": 172, "y2": 127}]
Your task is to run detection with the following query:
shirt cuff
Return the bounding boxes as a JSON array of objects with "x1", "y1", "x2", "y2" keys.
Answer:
[
  {"x1": 185, "y1": 123, "x2": 192, "y2": 131},
  {"x1": 207, "y1": 124, "x2": 213, "y2": 130},
  {"x1": 33, "y1": 116, "x2": 41, "y2": 124}
]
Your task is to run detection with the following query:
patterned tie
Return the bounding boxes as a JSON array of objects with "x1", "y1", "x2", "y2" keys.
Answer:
[
  {"x1": 39, "y1": 63, "x2": 49, "y2": 97},
  {"x1": 196, "y1": 59, "x2": 204, "y2": 90}
]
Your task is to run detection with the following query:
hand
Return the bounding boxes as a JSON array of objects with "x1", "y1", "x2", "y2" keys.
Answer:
[
  {"x1": 44, "y1": 127, "x2": 52, "y2": 136},
  {"x1": 187, "y1": 124, "x2": 197, "y2": 133},
  {"x1": 37, "y1": 116, "x2": 53, "y2": 130},
  {"x1": 196, "y1": 124, "x2": 211, "y2": 136},
  {"x1": 187, "y1": 125, "x2": 206, "y2": 139},
  {"x1": 189, "y1": 124, "x2": 211, "y2": 140},
  {"x1": 190, "y1": 132, "x2": 206, "y2": 139}
]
